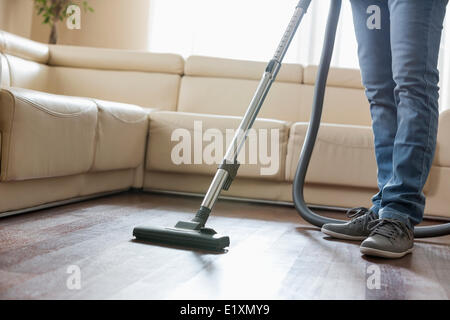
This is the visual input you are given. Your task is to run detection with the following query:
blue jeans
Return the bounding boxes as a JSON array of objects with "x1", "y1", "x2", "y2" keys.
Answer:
[{"x1": 350, "y1": 0, "x2": 448, "y2": 226}]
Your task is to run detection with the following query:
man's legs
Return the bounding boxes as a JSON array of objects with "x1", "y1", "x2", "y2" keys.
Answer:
[
  {"x1": 320, "y1": 1, "x2": 396, "y2": 241},
  {"x1": 321, "y1": 0, "x2": 447, "y2": 257},
  {"x1": 350, "y1": 0, "x2": 397, "y2": 215},
  {"x1": 358, "y1": 0, "x2": 447, "y2": 258},
  {"x1": 380, "y1": 0, "x2": 448, "y2": 226}
]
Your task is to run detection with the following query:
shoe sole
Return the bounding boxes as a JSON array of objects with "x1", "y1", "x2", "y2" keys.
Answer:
[
  {"x1": 321, "y1": 227, "x2": 367, "y2": 241},
  {"x1": 360, "y1": 246, "x2": 414, "y2": 259}
]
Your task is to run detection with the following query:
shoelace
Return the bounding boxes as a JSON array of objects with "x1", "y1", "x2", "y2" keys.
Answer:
[
  {"x1": 345, "y1": 207, "x2": 375, "y2": 227},
  {"x1": 368, "y1": 219, "x2": 412, "y2": 241},
  {"x1": 346, "y1": 207, "x2": 371, "y2": 220}
]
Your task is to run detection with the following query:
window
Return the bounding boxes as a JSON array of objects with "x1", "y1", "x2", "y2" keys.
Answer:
[
  {"x1": 148, "y1": 0, "x2": 358, "y2": 67},
  {"x1": 149, "y1": 0, "x2": 450, "y2": 110}
]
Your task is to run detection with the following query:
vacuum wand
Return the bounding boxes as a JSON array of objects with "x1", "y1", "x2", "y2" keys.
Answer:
[
  {"x1": 195, "y1": 0, "x2": 313, "y2": 226},
  {"x1": 133, "y1": 0, "x2": 312, "y2": 251},
  {"x1": 134, "y1": 0, "x2": 449, "y2": 251}
]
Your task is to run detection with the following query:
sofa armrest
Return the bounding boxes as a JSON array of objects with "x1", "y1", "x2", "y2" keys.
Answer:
[
  {"x1": 0, "y1": 87, "x2": 97, "y2": 181},
  {"x1": 0, "y1": 30, "x2": 49, "y2": 64},
  {"x1": 436, "y1": 109, "x2": 450, "y2": 167}
]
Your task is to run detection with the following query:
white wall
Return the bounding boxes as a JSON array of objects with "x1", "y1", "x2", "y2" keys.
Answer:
[
  {"x1": 30, "y1": 0, "x2": 151, "y2": 50},
  {"x1": 0, "y1": 0, "x2": 33, "y2": 38}
]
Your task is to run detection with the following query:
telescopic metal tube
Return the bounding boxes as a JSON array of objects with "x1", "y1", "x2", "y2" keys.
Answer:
[{"x1": 200, "y1": 0, "x2": 312, "y2": 212}]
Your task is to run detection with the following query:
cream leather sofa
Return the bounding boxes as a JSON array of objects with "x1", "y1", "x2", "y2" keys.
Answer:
[{"x1": 1, "y1": 30, "x2": 449, "y2": 219}]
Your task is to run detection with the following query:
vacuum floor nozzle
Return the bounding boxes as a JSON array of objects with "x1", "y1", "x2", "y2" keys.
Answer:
[{"x1": 133, "y1": 223, "x2": 230, "y2": 251}]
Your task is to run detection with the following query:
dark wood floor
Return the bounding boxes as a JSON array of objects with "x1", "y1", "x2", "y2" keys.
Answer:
[{"x1": 0, "y1": 192, "x2": 449, "y2": 300}]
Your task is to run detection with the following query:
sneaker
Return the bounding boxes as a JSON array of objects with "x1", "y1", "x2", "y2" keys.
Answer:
[
  {"x1": 321, "y1": 207, "x2": 378, "y2": 241},
  {"x1": 360, "y1": 218, "x2": 414, "y2": 259}
]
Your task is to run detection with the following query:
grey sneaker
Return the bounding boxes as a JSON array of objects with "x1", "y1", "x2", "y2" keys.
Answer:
[
  {"x1": 360, "y1": 219, "x2": 414, "y2": 259},
  {"x1": 321, "y1": 207, "x2": 378, "y2": 241}
]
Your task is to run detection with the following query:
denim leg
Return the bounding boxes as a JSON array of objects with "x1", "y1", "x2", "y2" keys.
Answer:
[
  {"x1": 379, "y1": 0, "x2": 448, "y2": 226},
  {"x1": 350, "y1": 0, "x2": 396, "y2": 215}
]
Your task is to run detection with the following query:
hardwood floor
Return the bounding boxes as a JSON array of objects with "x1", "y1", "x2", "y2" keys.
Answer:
[{"x1": 0, "y1": 192, "x2": 449, "y2": 299}]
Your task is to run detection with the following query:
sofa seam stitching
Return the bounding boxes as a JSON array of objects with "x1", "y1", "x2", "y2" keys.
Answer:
[
  {"x1": 88, "y1": 99, "x2": 100, "y2": 172},
  {"x1": 3, "y1": 54, "x2": 13, "y2": 87},
  {"x1": 94, "y1": 102, "x2": 148, "y2": 124},
  {"x1": 4, "y1": 90, "x2": 15, "y2": 181},
  {"x1": 15, "y1": 94, "x2": 91, "y2": 118}
]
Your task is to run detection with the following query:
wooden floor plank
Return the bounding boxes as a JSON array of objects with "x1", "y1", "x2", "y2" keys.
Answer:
[{"x1": 0, "y1": 192, "x2": 449, "y2": 299}]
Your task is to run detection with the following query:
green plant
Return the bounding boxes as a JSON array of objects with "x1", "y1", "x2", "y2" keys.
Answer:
[{"x1": 34, "y1": 0, "x2": 94, "y2": 44}]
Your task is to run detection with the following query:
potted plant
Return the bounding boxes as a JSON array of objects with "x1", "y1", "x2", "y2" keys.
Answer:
[{"x1": 34, "y1": 0, "x2": 94, "y2": 44}]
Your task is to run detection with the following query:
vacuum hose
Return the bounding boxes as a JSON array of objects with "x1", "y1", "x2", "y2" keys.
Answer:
[{"x1": 292, "y1": 0, "x2": 450, "y2": 238}]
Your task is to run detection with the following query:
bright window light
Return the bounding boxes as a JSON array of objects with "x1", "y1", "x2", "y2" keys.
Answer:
[
  {"x1": 149, "y1": 0, "x2": 449, "y2": 109},
  {"x1": 148, "y1": 0, "x2": 359, "y2": 68}
]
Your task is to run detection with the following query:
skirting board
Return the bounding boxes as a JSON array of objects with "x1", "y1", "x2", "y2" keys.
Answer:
[
  {"x1": 144, "y1": 188, "x2": 450, "y2": 222},
  {"x1": 1, "y1": 187, "x2": 448, "y2": 223},
  {"x1": 0, "y1": 189, "x2": 128, "y2": 219}
]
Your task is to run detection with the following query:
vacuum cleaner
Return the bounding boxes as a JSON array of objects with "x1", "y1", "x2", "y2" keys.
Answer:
[{"x1": 133, "y1": 0, "x2": 450, "y2": 251}]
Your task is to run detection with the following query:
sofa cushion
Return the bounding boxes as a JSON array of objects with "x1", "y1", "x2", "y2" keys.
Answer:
[
  {"x1": 49, "y1": 45, "x2": 184, "y2": 75},
  {"x1": 299, "y1": 85, "x2": 372, "y2": 126},
  {"x1": 91, "y1": 99, "x2": 149, "y2": 172},
  {"x1": 0, "y1": 53, "x2": 10, "y2": 88},
  {"x1": 435, "y1": 109, "x2": 450, "y2": 167},
  {"x1": 185, "y1": 55, "x2": 303, "y2": 83},
  {"x1": 302, "y1": 66, "x2": 371, "y2": 126},
  {"x1": 47, "y1": 67, "x2": 181, "y2": 111},
  {"x1": 179, "y1": 56, "x2": 371, "y2": 125},
  {"x1": 5, "y1": 54, "x2": 50, "y2": 92},
  {"x1": 178, "y1": 55, "x2": 305, "y2": 122},
  {"x1": 146, "y1": 111, "x2": 290, "y2": 180},
  {"x1": 0, "y1": 87, "x2": 97, "y2": 181},
  {"x1": 177, "y1": 76, "x2": 305, "y2": 122},
  {"x1": 304, "y1": 65, "x2": 364, "y2": 89},
  {"x1": 286, "y1": 122, "x2": 378, "y2": 188}
]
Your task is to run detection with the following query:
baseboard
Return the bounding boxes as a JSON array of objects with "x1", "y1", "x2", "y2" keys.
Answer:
[
  {"x1": 143, "y1": 188, "x2": 450, "y2": 222},
  {"x1": 143, "y1": 188, "x2": 350, "y2": 212},
  {"x1": 0, "y1": 189, "x2": 128, "y2": 219}
]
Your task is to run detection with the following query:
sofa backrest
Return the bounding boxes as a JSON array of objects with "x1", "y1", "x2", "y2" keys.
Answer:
[
  {"x1": 1, "y1": 30, "x2": 371, "y2": 125},
  {"x1": 302, "y1": 66, "x2": 371, "y2": 126},
  {"x1": 0, "y1": 31, "x2": 184, "y2": 111},
  {"x1": 177, "y1": 56, "x2": 371, "y2": 126},
  {"x1": 0, "y1": 31, "x2": 50, "y2": 92},
  {"x1": 178, "y1": 55, "x2": 305, "y2": 122},
  {"x1": 46, "y1": 45, "x2": 184, "y2": 110}
]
